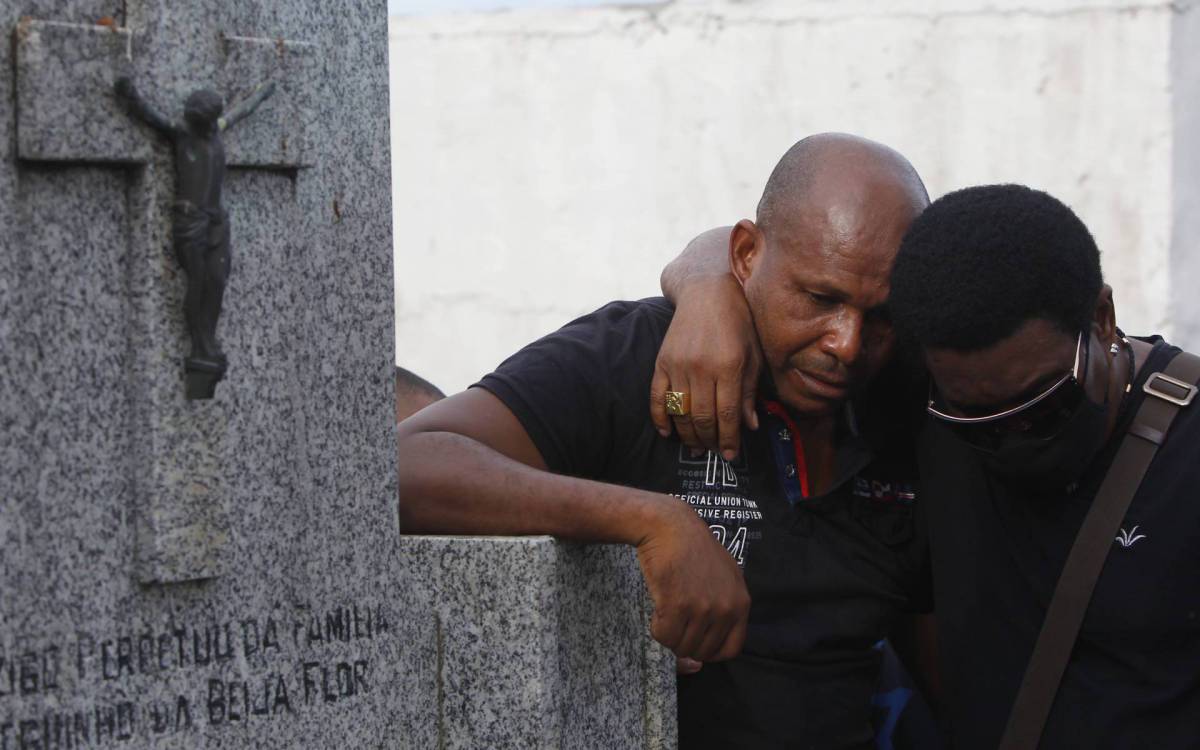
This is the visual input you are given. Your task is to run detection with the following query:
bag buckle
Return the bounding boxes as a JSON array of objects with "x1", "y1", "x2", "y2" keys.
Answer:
[{"x1": 1143, "y1": 371, "x2": 1198, "y2": 407}]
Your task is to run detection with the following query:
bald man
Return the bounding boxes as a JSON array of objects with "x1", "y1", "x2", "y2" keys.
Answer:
[{"x1": 398, "y1": 134, "x2": 933, "y2": 748}]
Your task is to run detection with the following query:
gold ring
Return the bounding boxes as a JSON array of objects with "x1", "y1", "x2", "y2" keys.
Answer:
[{"x1": 665, "y1": 391, "x2": 691, "y2": 416}]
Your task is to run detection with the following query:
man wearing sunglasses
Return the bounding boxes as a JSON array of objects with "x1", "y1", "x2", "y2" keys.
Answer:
[{"x1": 659, "y1": 184, "x2": 1200, "y2": 747}]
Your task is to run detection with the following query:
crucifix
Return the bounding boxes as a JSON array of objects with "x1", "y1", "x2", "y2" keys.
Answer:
[
  {"x1": 115, "y1": 76, "x2": 276, "y2": 399},
  {"x1": 16, "y1": 19, "x2": 314, "y2": 583}
]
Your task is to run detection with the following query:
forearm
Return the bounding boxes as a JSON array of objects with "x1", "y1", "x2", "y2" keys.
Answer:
[
  {"x1": 660, "y1": 226, "x2": 735, "y2": 303},
  {"x1": 398, "y1": 430, "x2": 681, "y2": 546}
]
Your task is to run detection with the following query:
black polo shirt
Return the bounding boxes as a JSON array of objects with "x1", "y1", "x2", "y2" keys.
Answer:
[
  {"x1": 921, "y1": 336, "x2": 1200, "y2": 749},
  {"x1": 476, "y1": 298, "x2": 930, "y2": 749}
]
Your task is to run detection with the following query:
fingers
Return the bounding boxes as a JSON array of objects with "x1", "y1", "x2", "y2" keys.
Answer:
[
  {"x1": 649, "y1": 361, "x2": 673, "y2": 438},
  {"x1": 742, "y1": 346, "x2": 762, "y2": 432},
  {"x1": 651, "y1": 363, "x2": 706, "y2": 453},
  {"x1": 665, "y1": 594, "x2": 748, "y2": 663},
  {"x1": 688, "y1": 377, "x2": 721, "y2": 455},
  {"x1": 639, "y1": 511, "x2": 750, "y2": 666},
  {"x1": 649, "y1": 606, "x2": 688, "y2": 654},
  {"x1": 671, "y1": 376, "x2": 705, "y2": 454},
  {"x1": 741, "y1": 391, "x2": 759, "y2": 433},
  {"x1": 691, "y1": 614, "x2": 735, "y2": 663},
  {"x1": 714, "y1": 607, "x2": 748, "y2": 662},
  {"x1": 652, "y1": 358, "x2": 742, "y2": 457},
  {"x1": 692, "y1": 577, "x2": 750, "y2": 662},
  {"x1": 674, "y1": 616, "x2": 708, "y2": 660},
  {"x1": 715, "y1": 376, "x2": 743, "y2": 462},
  {"x1": 677, "y1": 657, "x2": 703, "y2": 675}
]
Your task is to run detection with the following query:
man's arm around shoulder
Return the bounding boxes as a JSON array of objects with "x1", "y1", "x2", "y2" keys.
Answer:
[{"x1": 398, "y1": 388, "x2": 750, "y2": 662}]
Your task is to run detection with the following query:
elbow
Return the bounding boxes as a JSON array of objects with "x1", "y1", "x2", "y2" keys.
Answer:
[
  {"x1": 397, "y1": 426, "x2": 464, "y2": 535},
  {"x1": 396, "y1": 492, "x2": 426, "y2": 534},
  {"x1": 396, "y1": 428, "x2": 432, "y2": 533},
  {"x1": 397, "y1": 470, "x2": 433, "y2": 535}
]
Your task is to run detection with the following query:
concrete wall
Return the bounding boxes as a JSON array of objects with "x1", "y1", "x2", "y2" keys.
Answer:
[{"x1": 390, "y1": 0, "x2": 1199, "y2": 393}]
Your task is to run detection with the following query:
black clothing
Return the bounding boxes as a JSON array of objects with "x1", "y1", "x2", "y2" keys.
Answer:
[
  {"x1": 477, "y1": 298, "x2": 930, "y2": 749},
  {"x1": 922, "y1": 337, "x2": 1200, "y2": 749}
]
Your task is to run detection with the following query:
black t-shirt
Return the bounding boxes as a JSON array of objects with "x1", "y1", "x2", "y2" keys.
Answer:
[
  {"x1": 477, "y1": 298, "x2": 931, "y2": 749},
  {"x1": 921, "y1": 337, "x2": 1200, "y2": 749}
]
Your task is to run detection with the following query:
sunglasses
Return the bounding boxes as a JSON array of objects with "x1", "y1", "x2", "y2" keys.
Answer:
[{"x1": 926, "y1": 332, "x2": 1087, "y2": 450}]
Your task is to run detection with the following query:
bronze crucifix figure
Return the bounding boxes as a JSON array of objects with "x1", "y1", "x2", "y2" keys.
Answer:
[{"x1": 115, "y1": 76, "x2": 275, "y2": 399}]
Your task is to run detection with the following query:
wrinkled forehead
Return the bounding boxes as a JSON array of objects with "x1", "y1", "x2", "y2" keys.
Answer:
[
  {"x1": 770, "y1": 190, "x2": 917, "y2": 285},
  {"x1": 773, "y1": 170, "x2": 923, "y2": 243}
]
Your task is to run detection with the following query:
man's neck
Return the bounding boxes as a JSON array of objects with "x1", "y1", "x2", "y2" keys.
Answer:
[{"x1": 794, "y1": 413, "x2": 839, "y2": 497}]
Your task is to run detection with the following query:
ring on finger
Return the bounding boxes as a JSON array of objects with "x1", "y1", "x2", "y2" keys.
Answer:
[{"x1": 665, "y1": 390, "x2": 691, "y2": 416}]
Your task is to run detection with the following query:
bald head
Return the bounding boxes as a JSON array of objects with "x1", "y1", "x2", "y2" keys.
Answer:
[
  {"x1": 731, "y1": 134, "x2": 928, "y2": 417},
  {"x1": 756, "y1": 133, "x2": 928, "y2": 242}
]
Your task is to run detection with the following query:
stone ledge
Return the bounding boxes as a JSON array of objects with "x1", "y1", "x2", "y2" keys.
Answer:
[{"x1": 397, "y1": 535, "x2": 677, "y2": 749}]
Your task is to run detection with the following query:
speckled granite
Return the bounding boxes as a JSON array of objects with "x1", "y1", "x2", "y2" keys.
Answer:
[
  {"x1": 219, "y1": 36, "x2": 316, "y2": 168},
  {"x1": 15, "y1": 20, "x2": 144, "y2": 163},
  {"x1": 399, "y1": 536, "x2": 678, "y2": 749},
  {"x1": 2, "y1": 2, "x2": 437, "y2": 747}
]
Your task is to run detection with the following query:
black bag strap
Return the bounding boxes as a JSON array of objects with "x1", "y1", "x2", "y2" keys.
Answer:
[{"x1": 998, "y1": 349, "x2": 1200, "y2": 750}]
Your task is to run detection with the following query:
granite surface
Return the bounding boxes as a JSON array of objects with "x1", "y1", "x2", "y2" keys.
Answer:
[
  {"x1": 2, "y1": 1, "x2": 438, "y2": 747},
  {"x1": 14, "y1": 19, "x2": 144, "y2": 163},
  {"x1": 399, "y1": 536, "x2": 678, "y2": 749}
]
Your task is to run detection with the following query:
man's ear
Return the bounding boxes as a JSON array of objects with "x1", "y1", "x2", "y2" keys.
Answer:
[
  {"x1": 1092, "y1": 284, "x2": 1116, "y2": 344},
  {"x1": 729, "y1": 219, "x2": 765, "y2": 290}
]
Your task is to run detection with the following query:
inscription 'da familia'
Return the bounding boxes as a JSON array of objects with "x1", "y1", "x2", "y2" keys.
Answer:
[{"x1": 0, "y1": 602, "x2": 390, "y2": 749}]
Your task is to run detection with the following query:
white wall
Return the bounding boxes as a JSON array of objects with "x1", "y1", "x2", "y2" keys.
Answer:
[{"x1": 390, "y1": 0, "x2": 1197, "y2": 394}]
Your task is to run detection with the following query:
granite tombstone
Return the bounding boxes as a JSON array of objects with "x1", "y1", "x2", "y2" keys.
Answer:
[
  {"x1": 1, "y1": 3, "x2": 439, "y2": 747},
  {"x1": 2, "y1": 2, "x2": 676, "y2": 748}
]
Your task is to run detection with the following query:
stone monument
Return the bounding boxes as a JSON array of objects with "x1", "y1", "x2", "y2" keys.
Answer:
[
  {"x1": 1, "y1": 2, "x2": 676, "y2": 747},
  {"x1": 1, "y1": 3, "x2": 439, "y2": 747}
]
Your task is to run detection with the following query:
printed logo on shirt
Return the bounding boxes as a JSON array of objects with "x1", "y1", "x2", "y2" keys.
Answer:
[
  {"x1": 853, "y1": 477, "x2": 918, "y2": 506},
  {"x1": 1115, "y1": 525, "x2": 1147, "y2": 548},
  {"x1": 709, "y1": 524, "x2": 748, "y2": 565},
  {"x1": 705, "y1": 451, "x2": 739, "y2": 488},
  {"x1": 672, "y1": 449, "x2": 759, "y2": 567}
]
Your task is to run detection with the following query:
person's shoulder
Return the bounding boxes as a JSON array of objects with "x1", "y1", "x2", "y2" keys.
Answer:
[
  {"x1": 485, "y1": 297, "x2": 674, "y2": 386},
  {"x1": 1137, "y1": 335, "x2": 1200, "y2": 433},
  {"x1": 560, "y1": 297, "x2": 674, "y2": 333},
  {"x1": 474, "y1": 298, "x2": 674, "y2": 475},
  {"x1": 548, "y1": 297, "x2": 674, "y2": 356}
]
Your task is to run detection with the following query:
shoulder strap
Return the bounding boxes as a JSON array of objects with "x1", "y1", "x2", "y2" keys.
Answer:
[{"x1": 999, "y1": 349, "x2": 1200, "y2": 750}]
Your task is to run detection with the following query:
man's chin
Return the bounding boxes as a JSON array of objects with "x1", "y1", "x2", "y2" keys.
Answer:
[
  {"x1": 778, "y1": 369, "x2": 852, "y2": 414},
  {"x1": 773, "y1": 389, "x2": 846, "y2": 419}
]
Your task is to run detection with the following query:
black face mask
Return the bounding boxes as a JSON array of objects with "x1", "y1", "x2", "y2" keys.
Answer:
[{"x1": 974, "y1": 392, "x2": 1109, "y2": 490}]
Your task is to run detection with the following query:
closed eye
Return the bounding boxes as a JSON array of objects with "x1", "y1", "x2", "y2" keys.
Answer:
[{"x1": 808, "y1": 291, "x2": 838, "y2": 307}]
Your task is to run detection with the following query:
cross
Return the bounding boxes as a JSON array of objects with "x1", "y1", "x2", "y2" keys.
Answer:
[{"x1": 15, "y1": 19, "x2": 316, "y2": 584}]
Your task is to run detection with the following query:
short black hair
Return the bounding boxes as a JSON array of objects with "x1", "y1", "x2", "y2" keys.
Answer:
[
  {"x1": 395, "y1": 366, "x2": 445, "y2": 401},
  {"x1": 889, "y1": 184, "x2": 1103, "y2": 351}
]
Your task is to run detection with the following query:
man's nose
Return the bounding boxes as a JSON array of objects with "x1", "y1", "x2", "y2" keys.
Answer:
[{"x1": 819, "y1": 311, "x2": 863, "y2": 367}]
